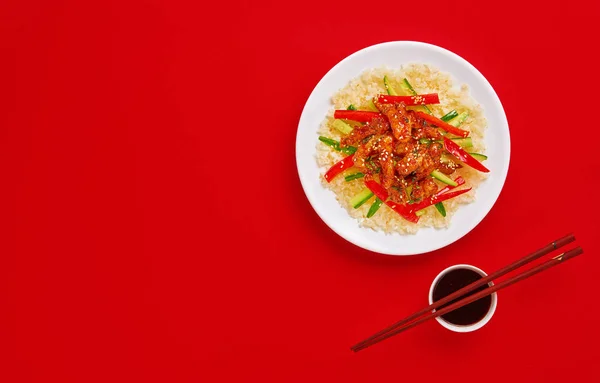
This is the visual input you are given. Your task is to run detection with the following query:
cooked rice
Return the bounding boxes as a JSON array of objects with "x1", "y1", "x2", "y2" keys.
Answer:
[{"x1": 316, "y1": 64, "x2": 488, "y2": 234}]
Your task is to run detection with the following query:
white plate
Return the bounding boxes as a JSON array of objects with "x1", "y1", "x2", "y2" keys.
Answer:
[{"x1": 296, "y1": 41, "x2": 510, "y2": 256}]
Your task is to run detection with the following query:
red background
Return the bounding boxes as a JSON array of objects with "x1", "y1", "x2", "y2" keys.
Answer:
[{"x1": 2, "y1": 0, "x2": 600, "y2": 381}]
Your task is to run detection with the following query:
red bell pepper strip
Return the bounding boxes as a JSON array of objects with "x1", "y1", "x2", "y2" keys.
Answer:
[
  {"x1": 364, "y1": 179, "x2": 388, "y2": 201},
  {"x1": 433, "y1": 176, "x2": 465, "y2": 198},
  {"x1": 333, "y1": 110, "x2": 382, "y2": 122},
  {"x1": 324, "y1": 154, "x2": 355, "y2": 183},
  {"x1": 411, "y1": 187, "x2": 473, "y2": 214},
  {"x1": 415, "y1": 111, "x2": 470, "y2": 138},
  {"x1": 364, "y1": 180, "x2": 419, "y2": 223},
  {"x1": 409, "y1": 176, "x2": 465, "y2": 213},
  {"x1": 387, "y1": 201, "x2": 420, "y2": 224},
  {"x1": 377, "y1": 93, "x2": 440, "y2": 106},
  {"x1": 443, "y1": 137, "x2": 490, "y2": 173}
]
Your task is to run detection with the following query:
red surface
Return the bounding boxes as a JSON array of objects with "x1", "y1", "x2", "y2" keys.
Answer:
[{"x1": 2, "y1": 1, "x2": 600, "y2": 381}]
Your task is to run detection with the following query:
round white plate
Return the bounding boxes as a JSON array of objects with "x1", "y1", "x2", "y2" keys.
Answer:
[{"x1": 296, "y1": 41, "x2": 510, "y2": 256}]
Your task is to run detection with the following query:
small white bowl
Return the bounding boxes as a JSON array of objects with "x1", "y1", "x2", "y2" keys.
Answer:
[
  {"x1": 428, "y1": 264, "x2": 497, "y2": 332},
  {"x1": 295, "y1": 41, "x2": 510, "y2": 255}
]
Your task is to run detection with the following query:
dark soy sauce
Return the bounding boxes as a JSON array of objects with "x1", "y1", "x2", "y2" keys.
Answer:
[{"x1": 432, "y1": 268, "x2": 492, "y2": 326}]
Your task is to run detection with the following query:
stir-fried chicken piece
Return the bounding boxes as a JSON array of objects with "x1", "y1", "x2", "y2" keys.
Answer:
[
  {"x1": 353, "y1": 136, "x2": 379, "y2": 173},
  {"x1": 340, "y1": 117, "x2": 389, "y2": 148},
  {"x1": 431, "y1": 142, "x2": 463, "y2": 174},
  {"x1": 352, "y1": 133, "x2": 395, "y2": 188},
  {"x1": 438, "y1": 161, "x2": 462, "y2": 175},
  {"x1": 377, "y1": 135, "x2": 395, "y2": 189},
  {"x1": 410, "y1": 178, "x2": 438, "y2": 202},
  {"x1": 388, "y1": 176, "x2": 410, "y2": 204},
  {"x1": 375, "y1": 101, "x2": 411, "y2": 142},
  {"x1": 395, "y1": 146, "x2": 420, "y2": 177},
  {"x1": 394, "y1": 140, "x2": 416, "y2": 156},
  {"x1": 413, "y1": 148, "x2": 438, "y2": 180},
  {"x1": 412, "y1": 125, "x2": 443, "y2": 140},
  {"x1": 396, "y1": 142, "x2": 447, "y2": 181},
  {"x1": 428, "y1": 142, "x2": 444, "y2": 160},
  {"x1": 396, "y1": 143, "x2": 436, "y2": 178}
]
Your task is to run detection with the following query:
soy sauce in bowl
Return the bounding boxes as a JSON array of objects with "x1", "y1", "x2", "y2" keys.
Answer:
[{"x1": 432, "y1": 267, "x2": 492, "y2": 326}]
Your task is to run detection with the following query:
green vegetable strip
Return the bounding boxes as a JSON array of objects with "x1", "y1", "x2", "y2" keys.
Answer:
[
  {"x1": 434, "y1": 202, "x2": 447, "y2": 217},
  {"x1": 332, "y1": 119, "x2": 353, "y2": 135},
  {"x1": 384, "y1": 76, "x2": 398, "y2": 96},
  {"x1": 318, "y1": 136, "x2": 356, "y2": 155},
  {"x1": 420, "y1": 137, "x2": 473, "y2": 148},
  {"x1": 350, "y1": 189, "x2": 374, "y2": 209},
  {"x1": 468, "y1": 153, "x2": 487, "y2": 161},
  {"x1": 431, "y1": 169, "x2": 458, "y2": 187},
  {"x1": 367, "y1": 198, "x2": 383, "y2": 218},
  {"x1": 318, "y1": 136, "x2": 338, "y2": 147},
  {"x1": 347, "y1": 104, "x2": 357, "y2": 110},
  {"x1": 402, "y1": 78, "x2": 432, "y2": 114},
  {"x1": 366, "y1": 99, "x2": 378, "y2": 112},
  {"x1": 344, "y1": 172, "x2": 364, "y2": 182},
  {"x1": 440, "y1": 110, "x2": 458, "y2": 122},
  {"x1": 405, "y1": 185, "x2": 413, "y2": 201},
  {"x1": 448, "y1": 112, "x2": 469, "y2": 127},
  {"x1": 416, "y1": 208, "x2": 427, "y2": 217}
]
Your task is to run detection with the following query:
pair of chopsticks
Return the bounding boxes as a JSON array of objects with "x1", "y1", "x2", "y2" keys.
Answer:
[{"x1": 351, "y1": 234, "x2": 583, "y2": 352}]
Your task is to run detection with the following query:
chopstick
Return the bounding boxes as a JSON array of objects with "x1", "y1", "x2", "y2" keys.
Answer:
[{"x1": 351, "y1": 234, "x2": 580, "y2": 352}]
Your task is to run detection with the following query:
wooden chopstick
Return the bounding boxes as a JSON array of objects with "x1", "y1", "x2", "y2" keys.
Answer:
[
  {"x1": 352, "y1": 246, "x2": 583, "y2": 352},
  {"x1": 351, "y1": 234, "x2": 575, "y2": 351}
]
